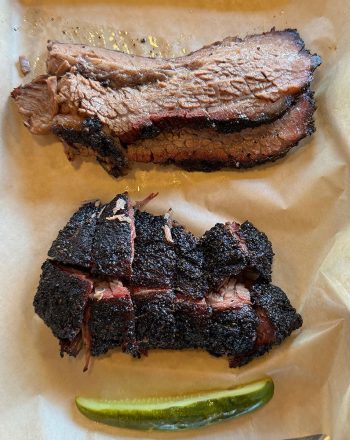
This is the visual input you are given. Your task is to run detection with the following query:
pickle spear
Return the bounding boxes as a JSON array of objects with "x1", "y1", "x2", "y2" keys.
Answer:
[{"x1": 75, "y1": 377, "x2": 274, "y2": 431}]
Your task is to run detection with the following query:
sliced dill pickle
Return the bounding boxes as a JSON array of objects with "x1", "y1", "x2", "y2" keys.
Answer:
[{"x1": 75, "y1": 377, "x2": 274, "y2": 431}]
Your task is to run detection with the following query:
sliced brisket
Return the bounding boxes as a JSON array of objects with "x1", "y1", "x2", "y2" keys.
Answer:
[
  {"x1": 173, "y1": 294, "x2": 211, "y2": 349},
  {"x1": 91, "y1": 194, "x2": 134, "y2": 280},
  {"x1": 206, "y1": 280, "x2": 257, "y2": 357},
  {"x1": 128, "y1": 92, "x2": 315, "y2": 170},
  {"x1": 171, "y1": 222, "x2": 208, "y2": 299},
  {"x1": 89, "y1": 281, "x2": 137, "y2": 356},
  {"x1": 131, "y1": 210, "x2": 176, "y2": 288},
  {"x1": 33, "y1": 194, "x2": 302, "y2": 369},
  {"x1": 229, "y1": 282, "x2": 303, "y2": 367},
  {"x1": 12, "y1": 30, "x2": 320, "y2": 176},
  {"x1": 33, "y1": 260, "x2": 92, "y2": 341},
  {"x1": 201, "y1": 223, "x2": 248, "y2": 291},
  {"x1": 132, "y1": 288, "x2": 176, "y2": 350},
  {"x1": 46, "y1": 29, "x2": 320, "y2": 139},
  {"x1": 48, "y1": 200, "x2": 100, "y2": 269}
]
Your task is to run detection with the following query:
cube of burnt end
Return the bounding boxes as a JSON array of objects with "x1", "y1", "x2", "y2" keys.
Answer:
[
  {"x1": 33, "y1": 260, "x2": 93, "y2": 342},
  {"x1": 131, "y1": 210, "x2": 176, "y2": 288},
  {"x1": 92, "y1": 194, "x2": 135, "y2": 279},
  {"x1": 171, "y1": 222, "x2": 209, "y2": 299},
  {"x1": 201, "y1": 223, "x2": 248, "y2": 291},
  {"x1": 238, "y1": 221, "x2": 274, "y2": 282},
  {"x1": 173, "y1": 294, "x2": 211, "y2": 349},
  {"x1": 89, "y1": 281, "x2": 138, "y2": 357},
  {"x1": 132, "y1": 288, "x2": 176, "y2": 351},
  {"x1": 206, "y1": 280, "x2": 258, "y2": 358},
  {"x1": 229, "y1": 283, "x2": 303, "y2": 367},
  {"x1": 48, "y1": 201, "x2": 100, "y2": 269}
]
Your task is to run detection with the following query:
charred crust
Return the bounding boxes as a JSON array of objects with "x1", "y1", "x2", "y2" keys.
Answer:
[
  {"x1": 133, "y1": 290, "x2": 176, "y2": 349},
  {"x1": 33, "y1": 193, "x2": 302, "y2": 368},
  {"x1": 201, "y1": 223, "x2": 247, "y2": 290},
  {"x1": 132, "y1": 211, "x2": 177, "y2": 288},
  {"x1": 52, "y1": 118, "x2": 128, "y2": 177},
  {"x1": 172, "y1": 224, "x2": 208, "y2": 299},
  {"x1": 48, "y1": 201, "x2": 99, "y2": 268},
  {"x1": 206, "y1": 305, "x2": 257, "y2": 357},
  {"x1": 239, "y1": 221, "x2": 274, "y2": 282},
  {"x1": 89, "y1": 296, "x2": 137, "y2": 356},
  {"x1": 251, "y1": 283, "x2": 303, "y2": 343},
  {"x1": 173, "y1": 298, "x2": 211, "y2": 349},
  {"x1": 33, "y1": 260, "x2": 91, "y2": 340},
  {"x1": 91, "y1": 194, "x2": 133, "y2": 279},
  {"x1": 139, "y1": 123, "x2": 161, "y2": 139}
]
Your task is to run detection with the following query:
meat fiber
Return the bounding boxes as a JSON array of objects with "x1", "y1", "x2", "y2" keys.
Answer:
[
  {"x1": 33, "y1": 193, "x2": 302, "y2": 369},
  {"x1": 127, "y1": 92, "x2": 315, "y2": 170},
  {"x1": 12, "y1": 29, "x2": 321, "y2": 176}
]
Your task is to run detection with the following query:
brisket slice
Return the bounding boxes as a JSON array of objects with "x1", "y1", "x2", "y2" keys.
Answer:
[
  {"x1": 171, "y1": 222, "x2": 208, "y2": 299},
  {"x1": 128, "y1": 92, "x2": 315, "y2": 170},
  {"x1": 89, "y1": 281, "x2": 137, "y2": 357},
  {"x1": 45, "y1": 29, "x2": 320, "y2": 140},
  {"x1": 33, "y1": 260, "x2": 92, "y2": 340},
  {"x1": 48, "y1": 200, "x2": 100, "y2": 269},
  {"x1": 33, "y1": 193, "x2": 302, "y2": 369},
  {"x1": 91, "y1": 194, "x2": 134, "y2": 280},
  {"x1": 200, "y1": 223, "x2": 248, "y2": 291},
  {"x1": 238, "y1": 221, "x2": 274, "y2": 282},
  {"x1": 12, "y1": 30, "x2": 320, "y2": 177},
  {"x1": 206, "y1": 281, "x2": 257, "y2": 357},
  {"x1": 131, "y1": 210, "x2": 176, "y2": 288},
  {"x1": 132, "y1": 288, "x2": 176, "y2": 350},
  {"x1": 229, "y1": 283, "x2": 303, "y2": 367},
  {"x1": 173, "y1": 294, "x2": 211, "y2": 349}
]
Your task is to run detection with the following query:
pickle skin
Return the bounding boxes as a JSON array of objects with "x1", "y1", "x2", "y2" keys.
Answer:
[{"x1": 75, "y1": 377, "x2": 274, "y2": 431}]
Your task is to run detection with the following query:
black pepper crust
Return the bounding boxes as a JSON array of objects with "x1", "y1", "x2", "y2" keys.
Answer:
[
  {"x1": 251, "y1": 283, "x2": 303, "y2": 343},
  {"x1": 133, "y1": 290, "x2": 176, "y2": 350},
  {"x1": 172, "y1": 224, "x2": 208, "y2": 299},
  {"x1": 89, "y1": 296, "x2": 137, "y2": 356},
  {"x1": 131, "y1": 210, "x2": 177, "y2": 288},
  {"x1": 48, "y1": 201, "x2": 99, "y2": 268},
  {"x1": 239, "y1": 221, "x2": 274, "y2": 282},
  {"x1": 52, "y1": 117, "x2": 128, "y2": 176},
  {"x1": 206, "y1": 305, "x2": 258, "y2": 357},
  {"x1": 172, "y1": 296, "x2": 211, "y2": 349},
  {"x1": 201, "y1": 223, "x2": 247, "y2": 291},
  {"x1": 92, "y1": 194, "x2": 132, "y2": 279},
  {"x1": 33, "y1": 193, "x2": 302, "y2": 369},
  {"x1": 33, "y1": 260, "x2": 92, "y2": 340}
]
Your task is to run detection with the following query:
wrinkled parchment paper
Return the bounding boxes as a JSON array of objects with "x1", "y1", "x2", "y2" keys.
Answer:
[{"x1": 1, "y1": 1, "x2": 350, "y2": 439}]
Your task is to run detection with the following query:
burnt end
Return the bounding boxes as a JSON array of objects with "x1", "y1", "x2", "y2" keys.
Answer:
[
  {"x1": 132, "y1": 211, "x2": 176, "y2": 288},
  {"x1": 201, "y1": 224, "x2": 247, "y2": 290},
  {"x1": 239, "y1": 221, "x2": 274, "y2": 281},
  {"x1": 206, "y1": 305, "x2": 258, "y2": 357},
  {"x1": 172, "y1": 224, "x2": 208, "y2": 299},
  {"x1": 52, "y1": 117, "x2": 128, "y2": 177},
  {"x1": 89, "y1": 296, "x2": 137, "y2": 357},
  {"x1": 33, "y1": 261, "x2": 92, "y2": 340},
  {"x1": 251, "y1": 283, "x2": 303, "y2": 343},
  {"x1": 92, "y1": 194, "x2": 133, "y2": 280},
  {"x1": 133, "y1": 290, "x2": 176, "y2": 349},
  {"x1": 173, "y1": 296, "x2": 211, "y2": 349},
  {"x1": 48, "y1": 201, "x2": 99, "y2": 268}
]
